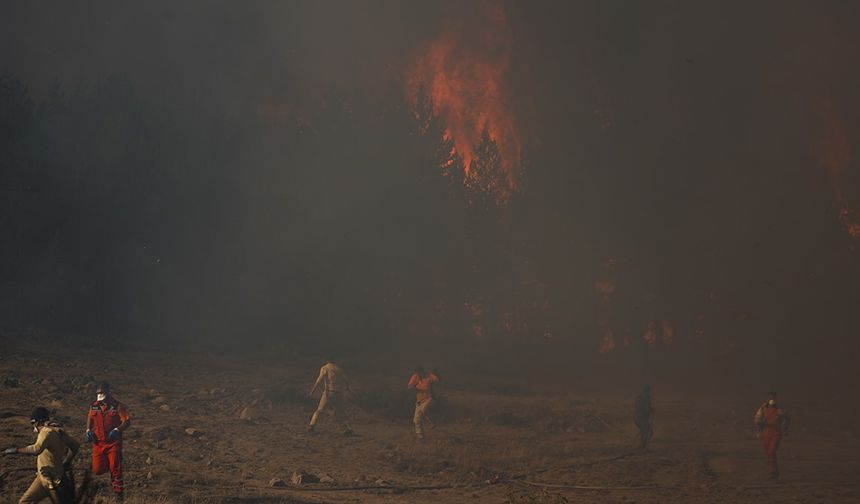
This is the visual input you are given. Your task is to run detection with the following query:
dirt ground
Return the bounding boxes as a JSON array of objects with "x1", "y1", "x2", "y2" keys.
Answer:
[{"x1": 0, "y1": 347, "x2": 858, "y2": 504}]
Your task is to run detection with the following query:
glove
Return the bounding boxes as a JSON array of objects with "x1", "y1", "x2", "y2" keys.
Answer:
[
  {"x1": 107, "y1": 428, "x2": 120, "y2": 441},
  {"x1": 84, "y1": 430, "x2": 94, "y2": 443},
  {"x1": 3, "y1": 447, "x2": 17, "y2": 455}
]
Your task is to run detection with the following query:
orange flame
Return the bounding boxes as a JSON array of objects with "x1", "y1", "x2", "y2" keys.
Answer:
[
  {"x1": 661, "y1": 320, "x2": 674, "y2": 345},
  {"x1": 643, "y1": 321, "x2": 658, "y2": 346},
  {"x1": 594, "y1": 279, "x2": 616, "y2": 302},
  {"x1": 814, "y1": 97, "x2": 860, "y2": 239},
  {"x1": 407, "y1": 1, "x2": 520, "y2": 201},
  {"x1": 599, "y1": 329, "x2": 616, "y2": 354}
]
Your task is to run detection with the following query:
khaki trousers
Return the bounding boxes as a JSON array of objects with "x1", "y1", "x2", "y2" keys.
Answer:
[
  {"x1": 19, "y1": 475, "x2": 72, "y2": 504},
  {"x1": 413, "y1": 398, "x2": 433, "y2": 434},
  {"x1": 310, "y1": 391, "x2": 352, "y2": 430}
]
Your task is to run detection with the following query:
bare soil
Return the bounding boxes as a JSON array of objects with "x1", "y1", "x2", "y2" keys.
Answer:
[{"x1": 0, "y1": 348, "x2": 857, "y2": 503}]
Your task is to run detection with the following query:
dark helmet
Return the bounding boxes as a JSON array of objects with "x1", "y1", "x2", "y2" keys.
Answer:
[{"x1": 29, "y1": 406, "x2": 50, "y2": 424}]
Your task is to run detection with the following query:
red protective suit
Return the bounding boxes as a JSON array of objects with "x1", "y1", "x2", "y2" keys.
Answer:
[
  {"x1": 88, "y1": 397, "x2": 130, "y2": 494},
  {"x1": 758, "y1": 405, "x2": 786, "y2": 478}
]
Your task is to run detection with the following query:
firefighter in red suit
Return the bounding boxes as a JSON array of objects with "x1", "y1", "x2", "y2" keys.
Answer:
[
  {"x1": 85, "y1": 381, "x2": 131, "y2": 501},
  {"x1": 754, "y1": 391, "x2": 790, "y2": 479}
]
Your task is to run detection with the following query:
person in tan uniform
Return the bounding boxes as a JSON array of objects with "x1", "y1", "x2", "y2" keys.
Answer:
[
  {"x1": 306, "y1": 357, "x2": 354, "y2": 435},
  {"x1": 408, "y1": 366, "x2": 439, "y2": 440},
  {"x1": 3, "y1": 407, "x2": 80, "y2": 504}
]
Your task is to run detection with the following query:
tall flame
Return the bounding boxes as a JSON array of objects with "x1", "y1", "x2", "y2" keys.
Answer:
[
  {"x1": 407, "y1": 1, "x2": 520, "y2": 201},
  {"x1": 814, "y1": 97, "x2": 860, "y2": 239}
]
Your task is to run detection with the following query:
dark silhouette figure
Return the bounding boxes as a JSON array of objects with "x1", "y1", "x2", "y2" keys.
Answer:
[{"x1": 634, "y1": 385, "x2": 655, "y2": 449}]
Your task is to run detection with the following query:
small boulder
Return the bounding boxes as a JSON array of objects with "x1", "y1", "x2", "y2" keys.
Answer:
[
  {"x1": 269, "y1": 478, "x2": 287, "y2": 488},
  {"x1": 291, "y1": 469, "x2": 319, "y2": 486}
]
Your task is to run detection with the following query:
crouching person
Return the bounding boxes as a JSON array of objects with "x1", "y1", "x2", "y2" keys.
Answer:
[{"x1": 3, "y1": 406, "x2": 79, "y2": 504}]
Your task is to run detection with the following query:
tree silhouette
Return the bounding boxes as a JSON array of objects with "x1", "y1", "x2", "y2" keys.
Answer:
[{"x1": 466, "y1": 126, "x2": 506, "y2": 209}]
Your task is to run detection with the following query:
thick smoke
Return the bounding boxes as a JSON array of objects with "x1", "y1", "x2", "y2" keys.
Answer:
[{"x1": 1, "y1": 1, "x2": 859, "y2": 387}]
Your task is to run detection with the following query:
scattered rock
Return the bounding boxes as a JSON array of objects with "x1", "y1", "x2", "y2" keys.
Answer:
[
  {"x1": 319, "y1": 473, "x2": 335, "y2": 484},
  {"x1": 145, "y1": 456, "x2": 153, "y2": 465},
  {"x1": 269, "y1": 478, "x2": 287, "y2": 487},
  {"x1": 158, "y1": 404, "x2": 171, "y2": 412},
  {"x1": 146, "y1": 427, "x2": 173, "y2": 441},
  {"x1": 239, "y1": 406, "x2": 256, "y2": 421},
  {"x1": 151, "y1": 396, "x2": 168, "y2": 405},
  {"x1": 184, "y1": 428, "x2": 199, "y2": 437},
  {"x1": 49, "y1": 400, "x2": 63, "y2": 410},
  {"x1": 373, "y1": 478, "x2": 391, "y2": 486},
  {"x1": 291, "y1": 469, "x2": 319, "y2": 486},
  {"x1": 146, "y1": 471, "x2": 155, "y2": 480}
]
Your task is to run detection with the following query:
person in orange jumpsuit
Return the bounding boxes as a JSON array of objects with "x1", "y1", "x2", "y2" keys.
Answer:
[
  {"x1": 754, "y1": 391, "x2": 790, "y2": 479},
  {"x1": 85, "y1": 382, "x2": 131, "y2": 501},
  {"x1": 407, "y1": 366, "x2": 439, "y2": 440}
]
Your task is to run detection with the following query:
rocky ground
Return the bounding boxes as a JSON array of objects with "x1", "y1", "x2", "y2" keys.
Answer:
[{"x1": 0, "y1": 347, "x2": 858, "y2": 503}]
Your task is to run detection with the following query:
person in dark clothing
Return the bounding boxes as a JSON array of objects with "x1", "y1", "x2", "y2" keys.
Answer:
[{"x1": 634, "y1": 385, "x2": 655, "y2": 449}]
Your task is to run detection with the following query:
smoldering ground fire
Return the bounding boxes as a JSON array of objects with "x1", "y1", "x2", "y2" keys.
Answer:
[{"x1": 1, "y1": 1, "x2": 860, "y2": 502}]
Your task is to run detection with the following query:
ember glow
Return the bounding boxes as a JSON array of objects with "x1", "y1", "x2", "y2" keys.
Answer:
[
  {"x1": 643, "y1": 321, "x2": 658, "y2": 346},
  {"x1": 407, "y1": 1, "x2": 520, "y2": 202},
  {"x1": 599, "y1": 329, "x2": 615, "y2": 354},
  {"x1": 814, "y1": 97, "x2": 860, "y2": 239}
]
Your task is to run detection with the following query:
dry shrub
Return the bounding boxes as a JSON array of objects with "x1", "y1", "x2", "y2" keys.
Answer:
[{"x1": 505, "y1": 487, "x2": 569, "y2": 504}]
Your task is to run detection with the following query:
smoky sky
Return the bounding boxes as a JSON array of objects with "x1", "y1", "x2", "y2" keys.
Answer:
[{"x1": 2, "y1": 1, "x2": 860, "y2": 375}]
